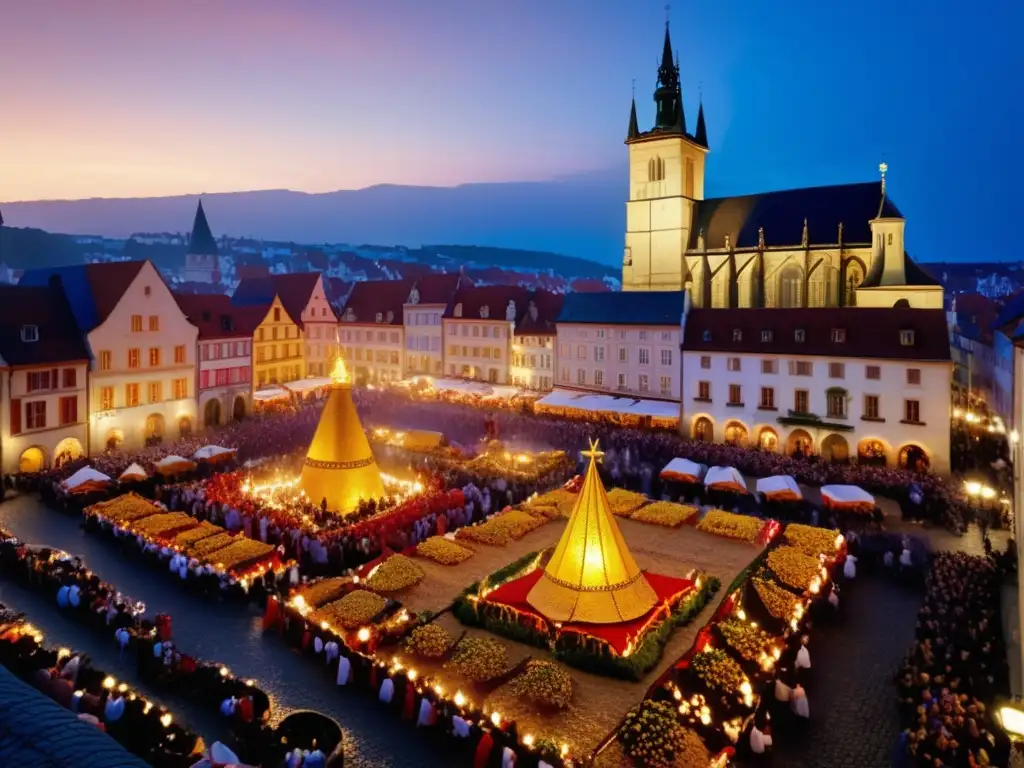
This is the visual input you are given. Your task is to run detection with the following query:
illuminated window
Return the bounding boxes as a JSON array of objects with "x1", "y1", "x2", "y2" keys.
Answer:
[
  {"x1": 149, "y1": 348, "x2": 161, "y2": 367},
  {"x1": 127, "y1": 348, "x2": 140, "y2": 369},
  {"x1": 100, "y1": 387, "x2": 114, "y2": 410},
  {"x1": 125, "y1": 383, "x2": 140, "y2": 407},
  {"x1": 130, "y1": 315, "x2": 143, "y2": 332},
  {"x1": 148, "y1": 381, "x2": 162, "y2": 403},
  {"x1": 174, "y1": 345, "x2": 186, "y2": 364},
  {"x1": 148, "y1": 315, "x2": 159, "y2": 331}
]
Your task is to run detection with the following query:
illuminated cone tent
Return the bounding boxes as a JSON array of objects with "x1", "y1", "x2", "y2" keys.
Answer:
[
  {"x1": 299, "y1": 357, "x2": 385, "y2": 513},
  {"x1": 527, "y1": 439, "x2": 658, "y2": 623}
]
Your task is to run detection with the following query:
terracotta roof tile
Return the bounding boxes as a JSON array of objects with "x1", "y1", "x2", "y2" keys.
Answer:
[
  {"x1": 408, "y1": 273, "x2": 473, "y2": 305},
  {"x1": 340, "y1": 279, "x2": 415, "y2": 325},
  {"x1": 173, "y1": 292, "x2": 263, "y2": 339},
  {"x1": 683, "y1": 307, "x2": 951, "y2": 361},
  {"x1": 19, "y1": 261, "x2": 147, "y2": 332},
  {"x1": 232, "y1": 272, "x2": 322, "y2": 328}
]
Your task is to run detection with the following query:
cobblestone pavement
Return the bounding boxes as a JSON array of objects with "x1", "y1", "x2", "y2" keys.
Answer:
[{"x1": 736, "y1": 570, "x2": 922, "y2": 768}]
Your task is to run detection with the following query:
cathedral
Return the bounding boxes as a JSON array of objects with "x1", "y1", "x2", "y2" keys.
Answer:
[{"x1": 622, "y1": 24, "x2": 942, "y2": 311}]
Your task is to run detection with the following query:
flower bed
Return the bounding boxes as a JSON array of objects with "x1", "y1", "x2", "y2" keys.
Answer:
[
  {"x1": 405, "y1": 623, "x2": 455, "y2": 660},
  {"x1": 691, "y1": 648, "x2": 752, "y2": 701},
  {"x1": 717, "y1": 617, "x2": 775, "y2": 662},
  {"x1": 315, "y1": 590, "x2": 387, "y2": 629},
  {"x1": 619, "y1": 699, "x2": 710, "y2": 767},
  {"x1": 766, "y1": 546, "x2": 823, "y2": 592},
  {"x1": 696, "y1": 510, "x2": 761, "y2": 543},
  {"x1": 366, "y1": 554, "x2": 425, "y2": 592},
  {"x1": 86, "y1": 492, "x2": 162, "y2": 525},
  {"x1": 445, "y1": 636, "x2": 510, "y2": 682},
  {"x1": 508, "y1": 660, "x2": 573, "y2": 709},
  {"x1": 783, "y1": 523, "x2": 842, "y2": 559},
  {"x1": 299, "y1": 577, "x2": 350, "y2": 610},
  {"x1": 172, "y1": 521, "x2": 222, "y2": 548},
  {"x1": 605, "y1": 488, "x2": 648, "y2": 517},
  {"x1": 131, "y1": 512, "x2": 198, "y2": 538},
  {"x1": 753, "y1": 575, "x2": 801, "y2": 620},
  {"x1": 188, "y1": 532, "x2": 236, "y2": 558},
  {"x1": 630, "y1": 501, "x2": 699, "y2": 528},
  {"x1": 415, "y1": 536, "x2": 474, "y2": 565},
  {"x1": 456, "y1": 510, "x2": 548, "y2": 547},
  {"x1": 205, "y1": 538, "x2": 277, "y2": 574},
  {"x1": 527, "y1": 488, "x2": 577, "y2": 517}
]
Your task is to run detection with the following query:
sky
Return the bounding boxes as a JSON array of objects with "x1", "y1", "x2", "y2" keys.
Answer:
[{"x1": 1, "y1": 0, "x2": 1020, "y2": 262}]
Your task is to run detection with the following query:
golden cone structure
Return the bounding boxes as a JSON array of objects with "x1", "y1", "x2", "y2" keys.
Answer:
[
  {"x1": 527, "y1": 439, "x2": 657, "y2": 623},
  {"x1": 299, "y1": 358, "x2": 385, "y2": 513}
]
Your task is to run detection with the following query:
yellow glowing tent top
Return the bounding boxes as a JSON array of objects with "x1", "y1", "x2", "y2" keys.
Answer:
[
  {"x1": 299, "y1": 356, "x2": 384, "y2": 512},
  {"x1": 527, "y1": 439, "x2": 657, "y2": 624}
]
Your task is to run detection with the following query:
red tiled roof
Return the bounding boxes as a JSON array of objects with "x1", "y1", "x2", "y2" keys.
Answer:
[
  {"x1": 409, "y1": 273, "x2": 473, "y2": 305},
  {"x1": 0, "y1": 282, "x2": 91, "y2": 366},
  {"x1": 515, "y1": 289, "x2": 564, "y2": 335},
  {"x1": 233, "y1": 272, "x2": 322, "y2": 329},
  {"x1": 445, "y1": 284, "x2": 532, "y2": 322},
  {"x1": 173, "y1": 293, "x2": 263, "y2": 339},
  {"x1": 86, "y1": 261, "x2": 148, "y2": 327},
  {"x1": 683, "y1": 308, "x2": 951, "y2": 361},
  {"x1": 340, "y1": 279, "x2": 415, "y2": 325}
]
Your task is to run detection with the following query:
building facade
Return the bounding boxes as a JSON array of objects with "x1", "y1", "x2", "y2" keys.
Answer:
[
  {"x1": 252, "y1": 296, "x2": 304, "y2": 388},
  {"x1": 511, "y1": 291, "x2": 563, "y2": 391},
  {"x1": 339, "y1": 279, "x2": 412, "y2": 385},
  {"x1": 554, "y1": 291, "x2": 686, "y2": 400},
  {"x1": 621, "y1": 25, "x2": 942, "y2": 312},
  {"x1": 20, "y1": 260, "x2": 199, "y2": 454},
  {"x1": 233, "y1": 273, "x2": 339, "y2": 377},
  {"x1": 681, "y1": 307, "x2": 952, "y2": 473},
  {"x1": 403, "y1": 274, "x2": 469, "y2": 377},
  {"x1": 443, "y1": 286, "x2": 530, "y2": 385},
  {"x1": 0, "y1": 282, "x2": 90, "y2": 474},
  {"x1": 174, "y1": 293, "x2": 258, "y2": 428}
]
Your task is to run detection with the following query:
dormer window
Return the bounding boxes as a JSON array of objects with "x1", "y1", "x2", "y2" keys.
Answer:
[
  {"x1": 732, "y1": 329, "x2": 742, "y2": 342},
  {"x1": 702, "y1": 330, "x2": 712, "y2": 342},
  {"x1": 220, "y1": 316, "x2": 234, "y2": 332},
  {"x1": 144, "y1": 286, "x2": 152, "y2": 297},
  {"x1": 201, "y1": 310, "x2": 211, "y2": 322},
  {"x1": 20, "y1": 325, "x2": 39, "y2": 343},
  {"x1": 794, "y1": 329, "x2": 806, "y2": 343},
  {"x1": 760, "y1": 330, "x2": 773, "y2": 343},
  {"x1": 375, "y1": 312, "x2": 383, "y2": 323},
  {"x1": 900, "y1": 329, "x2": 915, "y2": 346},
  {"x1": 831, "y1": 328, "x2": 847, "y2": 343}
]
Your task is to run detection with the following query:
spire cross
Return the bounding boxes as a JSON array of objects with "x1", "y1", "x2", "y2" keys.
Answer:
[
  {"x1": 879, "y1": 161, "x2": 888, "y2": 194},
  {"x1": 665, "y1": 4, "x2": 671, "y2": 25},
  {"x1": 581, "y1": 439, "x2": 605, "y2": 463},
  {"x1": 632, "y1": 78, "x2": 636, "y2": 98}
]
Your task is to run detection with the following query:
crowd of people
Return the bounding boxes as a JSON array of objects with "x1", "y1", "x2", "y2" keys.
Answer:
[{"x1": 894, "y1": 550, "x2": 1014, "y2": 767}]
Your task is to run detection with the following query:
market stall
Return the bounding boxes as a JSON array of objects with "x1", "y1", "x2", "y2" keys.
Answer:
[
  {"x1": 62, "y1": 467, "x2": 112, "y2": 496},
  {"x1": 660, "y1": 458, "x2": 705, "y2": 484},
  {"x1": 118, "y1": 463, "x2": 148, "y2": 483},
  {"x1": 820, "y1": 484, "x2": 876, "y2": 513},
  {"x1": 535, "y1": 389, "x2": 680, "y2": 428},
  {"x1": 154, "y1": 455, "x2": 197, "y2": 476},
  {"x1": 755, "y1": 476, "x2": 802, "y2": 502},
  {"x1": 193, "y1": 445, "x2": 237, "y2": 464},
  {"x1": 704, "y1": 466, "x2": 748, "y2": 494}
]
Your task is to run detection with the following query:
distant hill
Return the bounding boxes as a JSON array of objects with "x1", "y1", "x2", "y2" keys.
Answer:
[{"x1": 1, "y1": 169, "x2": 625, "y2": 267}]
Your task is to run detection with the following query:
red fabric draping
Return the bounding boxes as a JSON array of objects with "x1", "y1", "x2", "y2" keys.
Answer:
[
  {"x1": 484, "y1": 569, "x2": 694, "y2": 655},
  {"x1": 473, "y1": 731, "x2": 494, "y2": 768}
]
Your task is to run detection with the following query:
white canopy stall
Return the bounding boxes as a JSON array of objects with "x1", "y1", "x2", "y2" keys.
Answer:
[
  {"x1": 63, "y1": 467, "x2": 112, "y2": 495},
  {"x1": 154, "y1": 455, "x2": 197, "y2": 476},
  {"x1": 820, "y1": 484, "x2": 876, "y2": 512},
  {"x1": 704, "y1": 466, "x2": 748, "y2": 494},
  {"x1": 755, "y1": 475, "x2": 802, "y2": 502},
  {"x1": 535, "y1": 389, "x2": 680, "y2": 427},
  {"x1": 660, "y1": 458, "x2": 705, "y2": 484},
  {"x1": 118, "y1": 463, "x2": 148, "y2": 483},
  {"x1": 193, "y1": 445, "x2": 237, "y2": 463}
]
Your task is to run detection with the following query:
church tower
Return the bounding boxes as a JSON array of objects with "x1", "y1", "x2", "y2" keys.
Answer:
[
  {"x1": 184, "y1": 199, "x2": 221, "y2": 284},
  {"x1": 622, "y1": 21, "x2": 709, "y2": 292}
]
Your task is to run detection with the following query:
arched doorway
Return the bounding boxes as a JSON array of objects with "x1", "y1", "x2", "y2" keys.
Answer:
[
  {"x1": 232, "y1": 395, "x2": 246, "y2": 422},
  {"x1": 178, "y1": 416, "x2": 193, "y2": 438},
  {"x1": 724, "y1": 421, "x2": 749, "y2": 447},
  {"x1": 757, "y1": 427, "x2": 779, "y2": 452},
  {"x1": 105, "y1": 429, "x2": 124, "y2": 452},
  {"x1": 899, "y1": 444, "x2": 929, "y2": 472},
  {"x1": 693, "y1": 417, "x2": 714, "y2": 442},
  {"x1": 857, "y1": 438, "x2": 888, "y2": 467},
  {"x1": 145, "y1": 414, "x2": 165, "y2": 446},
  {"x1": 18, "y1": 447, "x2": 47, "y2": 473},
  {"x1": 786, "y1": 429, "x2": 814, "y2": 458},
  {"x1": 204, "y1": 398, "x2": 222, "y2": 427},
  {"x1": 843, "y1": 258, "x2": 866, "y2": 307},
  {"x1": 821, "y1": 433, "x2": 850, "y2": 463},
  {"x1": 893, "y1": 298, "x2": 911, "y2": 308},
  {"x1": 54, "y1": 437, "x2": 84, "y2": 468}
]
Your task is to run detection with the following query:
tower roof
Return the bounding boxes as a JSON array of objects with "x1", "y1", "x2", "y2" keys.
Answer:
[
  {"x1": 627, "y1": 97, "x2": 639, "y2": 141},
  {"x1": 695, "y1": 100, "x2": 708, "y2": 148},
  {"x1": 527, "y1": 440, "x2": 657, "y2": 624},
  {"x1": 188, "y1": 200, "x2": 219, "y2": 256},
  {"x1": 299, "y1": 357, "x2": 385, "y2": 512}
]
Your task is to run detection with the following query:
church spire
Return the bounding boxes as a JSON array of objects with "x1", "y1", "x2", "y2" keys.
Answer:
[
  {"x1": 653, "y1": 17, "x2": 681, "y2": 129},
  {"x1": 627, "y1": 95, "x2": 639, "y2": 141},
  {"x1": 695, "y1": 99, "x2": 708, "y2": 147},
  {"x1": 188, "y1": 199, "x2": 219, "y2": 256}
]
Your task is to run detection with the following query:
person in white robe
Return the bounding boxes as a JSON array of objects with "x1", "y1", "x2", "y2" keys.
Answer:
[
  {"x1": 313, "y1": 636, "x2": 324, "y2": 654},
  {"x1": 416, "y1": 697, "x2": 436, "y2": 727},
  {"x1": 796, "y1": 643, "x2": 811, "y2": 670},
  {"x1": 336, "y1": 655, "x2": 350, "y2": 686},
  {"x1": 843, "y1": 554, "x2": 857, "y2": 580},
  {"x1": 57, "y1": 585, "x2": 70, "y2": 608},
  {"x1": 774, "y1": 677, "x2": 792, "y2": 702},
  {"x1": 750, "y1": 724, "x2": 773, "y2": 753},
  {"x1": 104, "y1": 694, "x2": 126, "y2": 722},
  {"x1": 379, "y1": 677, "x2": 394, "y2": 703},
  {"x1": 501, "y1": 746, "x2": 516, "y2": 768},
  {"x1": 220, "y1": 697, "x2": 237, "y2": 717},
  {"x1": 828, "y1": 585, "x2": 840, "y2": 610},
  {"x1": 325, "y1": 641, "x2": 339, "y2": 665},
  {"x1": 116, "y1": 627, "x2": 131, "y2": 657},
  {"x1": 68, "y1": 584, "x2": 80, "y2": 607},
  {"x1": 452, "y1": 715, "x2": 470, "y2": 738},
  {"x1": 791, "y1": 684, "x2": 810, "y2": 718}
]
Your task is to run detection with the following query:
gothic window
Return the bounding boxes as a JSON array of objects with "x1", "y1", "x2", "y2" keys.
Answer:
[
  {"x1": 844, "y1": 259, "x2": 865, "y2": 307},
  {"x1": 778, "y1": 265, "x2": 803, "y2": 308},
  {"x1": 647, "y1": 156, "x2": 666, "y2": 182},
  {"x1": 888, "y1": 233, "x2": 893, "y2": 245},
  {"x1": 685, "y1": 158, "x2": 695, "y2": 197}
]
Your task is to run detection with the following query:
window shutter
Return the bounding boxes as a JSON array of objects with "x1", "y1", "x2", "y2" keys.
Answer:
[{"x1": 10, "y1": 398, "x2": 21, "y2": 435}]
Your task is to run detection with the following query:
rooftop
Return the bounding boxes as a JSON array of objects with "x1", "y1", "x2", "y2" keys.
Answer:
[
  {"x1": 0, "y1": 280, "x2": 91, "y2": 366},
  {"x1": 19, "y1": 261, "x2": 148, "y2": 333},
  {"x1": 340, "y1": 278, "x2": 415, "y2": 325},
  {"x1": 515, "y1": 289, "x2": 564, "y2": 335},
  {"x1": 187, "y1": 199, "x2": 219, "y2": 256},
  {"x1": 445, "y1": 284, "x2": 532, "y2": 322},
  {"x1": 232, "y1": 272, "x2": 325, "y2": 328},
  {"x1": 557, "y1": 291, "x2": 686, "y2": 326},
  {"x1": 407, "y1": 273, "x2": 473, "y2": 306},
  {"x1": 683, "y1": 307, "x2": 951, "y2": 361},
  {"x1": 173, "y1": 292, "x2": 264, "y2": 339}
]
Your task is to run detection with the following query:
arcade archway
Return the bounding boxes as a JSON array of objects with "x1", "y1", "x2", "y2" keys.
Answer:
[
  {"x1": 232, "y1": 395, "x2": 247, "y2": 422},
  {"x1": 204, "y1": 398, "x2": 222, "y2": 427},
  {"x1": 19, "y1": 447, "x2": 47, "y2": 473},
  {"x1": 692, "y1": 416, "x2": 714, "y2": 442},
  {"x1": 724, "y1": 421, "x2": 749, "y2": 447},
  {"x1": 821, "y1": 433, "x2": 850, "y2": 463},
  {"x1": 54, "y1": 437, "x2": 84, "y2": 468},
  {"x1": 857, "y1": 438, "x2": 889, "y2": 467},
  {"x1": 786, "y1": 429, "x2": 814, "y2": 458},
  {"x1": 178, "y1": 416, "x2": 193, "y2": 438},
  {"x1": 145, "y1": 414, "x2": 165, "y2": 445},
  {"x1": 757, "y1": 427, "x2": 779, "y2": 452},
  {"x1": 899, "y1": 444, "x2": 930, "y2": 472}
]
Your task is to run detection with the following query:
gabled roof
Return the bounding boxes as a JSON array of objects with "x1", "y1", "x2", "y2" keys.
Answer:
[
  {"x1": 0, "y1": 281, "x2": 91, "y2": 366},
  {"x1": 688, "y1": 181, "x2": 901, "y2": 250},
  {"x1": 173, "y1": 292, "x2": 263, "y2": 339},
  {"x1": 683, "y1": 307, "x2": 951, "y2": 361},
  {"x1": 188, "y1": 199, "x2": 219, "y2": 256},
  {"x1": 558, "y1": 291, "x2": 686, "y2": 326},
  {"x1": 340, "y1": 279, "x2": 415, "y2": 325},
  {"x1": 858, "y1": 250, "x2": 942, "y2": 288},
  {"x1": 19, "y1": 261, "x2": 147, "y2": 332},
  {"x1": 515, "y1": 289, "x2": 564, "y2": 336},
  {"x1": 232, "y1": 272, "x2": 323, "y2": 328},
  {"x1": 444, "y1": 284, "x2": 532, "y2": 321},
  {"x1": 408, "y1": 273, "x2": 473, "y2": 305}
]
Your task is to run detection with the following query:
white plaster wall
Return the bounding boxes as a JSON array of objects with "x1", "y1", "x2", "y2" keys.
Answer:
[
  {"x1": 442, "y1": 319, "x2": 513, "y2": 384},
  {"x1": 403, "y1": 305, "x2": 445, "y2": 376},
  {"x1": 340, "y1": 324, "x2": 404, "y2": 384}
]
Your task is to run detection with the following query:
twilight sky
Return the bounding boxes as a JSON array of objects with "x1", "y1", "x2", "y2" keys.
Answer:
[{"x1": 1, "y1": 0, "x2": 1019, "y2": 262}]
